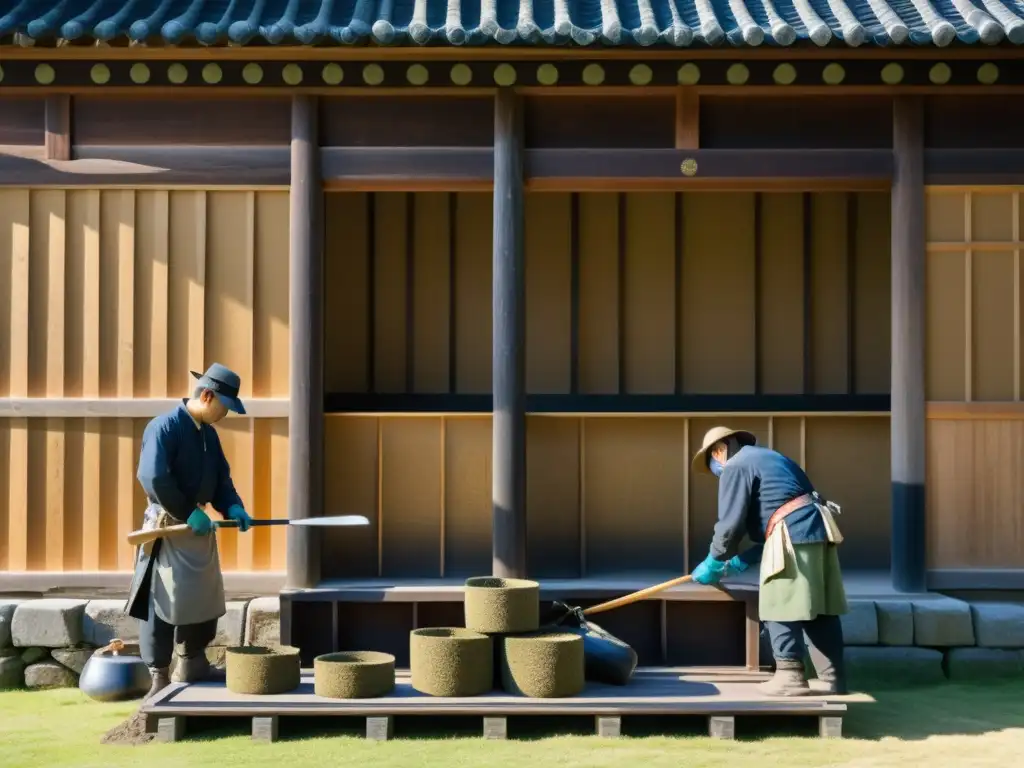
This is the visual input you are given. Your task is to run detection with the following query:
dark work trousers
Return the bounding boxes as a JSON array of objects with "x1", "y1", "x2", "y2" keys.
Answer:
[
  {"x1": 764, "y1": 614, "x2": 845, "y2": 672},
  {"x1": 138, "y1": 595, "x2": 218, "y2": 670}
]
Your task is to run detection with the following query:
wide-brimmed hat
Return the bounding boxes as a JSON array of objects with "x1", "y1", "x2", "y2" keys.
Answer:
[
  {"x1": 190, "y1": 363, "x2": 246, "y2": 415},
  {"x1": 691, "y1": 426, "x2": 756, "y2": 475}
]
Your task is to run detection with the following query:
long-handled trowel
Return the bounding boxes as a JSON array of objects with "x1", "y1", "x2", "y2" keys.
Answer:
[{"x1": 125, "y1": 515, "x2": 370, "y2": 548}]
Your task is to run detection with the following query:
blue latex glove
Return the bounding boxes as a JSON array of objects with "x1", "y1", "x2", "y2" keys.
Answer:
[
  {"x1": 727, "y1": 545, "x2": 763, "y2": 574},
  {"x1": 186, "y1": 508, "x2": 213, "y2": 535},
  {"x1": 691, "y1": 553, "x2": 728, "y2": 585},
  {"x1": 226, "y1": 504, "x2": 253, "y2": 533}
]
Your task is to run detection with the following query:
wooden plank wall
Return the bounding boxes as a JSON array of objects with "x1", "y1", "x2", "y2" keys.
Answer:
[
  {"x1": 926, "y1": 188, "x2": 1024, "y2": 569},
  {"x1": 0, "y1": 188, "x2": 290, "y2": 572},
  {"x1": 323, "y1": 191, "x2": 893, "y2": 579}
]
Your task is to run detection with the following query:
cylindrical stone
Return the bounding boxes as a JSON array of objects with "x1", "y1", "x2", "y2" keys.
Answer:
[
  {"x1": 464, "y1": 577, "x2": 539, "y2": 634},
  {"x1": 500, "y1": 631, "x2": 585, "y2": 698},
  {"x1": 225, "y1": 646, "x2": 301, "y2": 695},
  {"x1": 313, "y1": 651, "x2": 395, "y2": 699},
  {"x1": 410, "y1": 628, "x2": 493, "y2": 697}
]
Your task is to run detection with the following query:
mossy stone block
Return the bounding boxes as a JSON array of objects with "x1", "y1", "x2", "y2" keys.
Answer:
[
  {"x1": 314, "y1": 651, "x2": 395, "y2": 699},
  {"x1": 464, "y1": 577, "x2": 539, "y2": 634},
  {"x1": 225, "y1": 645, "x2": 300, "y2": 695},
  {"x1": 500, "y1": 631, "x2": 585, "y2": 698},
  {"x1": 410, "y1": 628, "x2": 493, "y2": 697}
]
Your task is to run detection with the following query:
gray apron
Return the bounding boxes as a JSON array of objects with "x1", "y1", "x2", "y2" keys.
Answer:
[{"x1": 141, "y1": 503, "x2": 226, "y2": 626}]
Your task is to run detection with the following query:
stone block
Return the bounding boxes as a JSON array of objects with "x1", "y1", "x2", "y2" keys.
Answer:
[
  {"x1": 24, "y1": 661, "x2": 78, "y2": 689},
  {"x1": 840, "y1": 601, "x2": 878, "y2": 645},
  {"x1": 946, "y1": 648, "x2": 1024, "y2": 680},
  {"x1": 1, "y1": 600, "x2": 24, "y2": 649},
  {"x1": 844, "y1": 647, "x2": 946, "y2": 685},
  {"x1": 52, "y1": 647, "x2": 96, "y2": 674},
  {"x1": 243, "y1": 597, "x2": 280, "y2": 647},
  {"x1": 11, "y1": 599, "x2": 88, "y2": 648},
  {"x1": 214, "y1": 601, "x2": 248, "y2": 647},
  {"x1": 83, "y1": 600, "x2": 137, "y2": 646},
  {"x1": 912, "y1": 598, "x2": 976, "y2": 647},
  {"x1": 21, "y1": 647, "x2": 49, "y2": 665},
  {"x1": 0, "y1": 656, "x2": 25, "y2": 689},
  {"x1": 875, "y1": 600, "x2": 914, "y2": 646},
  {"x1": 969, "y1": 603, "x2": 1024, "y2": 648}
]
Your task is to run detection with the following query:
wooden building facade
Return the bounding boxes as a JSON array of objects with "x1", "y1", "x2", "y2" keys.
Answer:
[{"x1": 3, "y1": 3, "x2": 1024, "y2": 662}]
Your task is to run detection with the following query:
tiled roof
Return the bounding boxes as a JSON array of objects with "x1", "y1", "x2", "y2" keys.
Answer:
[{"x1": 1, "y1": 0, "x2": 1023, "y2": 48}]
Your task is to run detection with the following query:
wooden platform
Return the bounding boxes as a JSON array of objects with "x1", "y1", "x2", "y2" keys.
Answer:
[{"x1": 141, "y1": 668, "x2": 872, "y2": 743}]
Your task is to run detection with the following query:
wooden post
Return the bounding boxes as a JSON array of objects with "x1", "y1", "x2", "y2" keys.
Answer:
[
  {"x1": 286, "y1": 95, "x2": 324, "y2": 590},
  {"x1": 891, "y1": 96, "x2": 927, "y2": 594},
  {"x1": 491, "y1": 88, "x2": 527, "y2": 579},
  {"x1": 44, "y1": 95, "x2": 70, "y2": 161}
]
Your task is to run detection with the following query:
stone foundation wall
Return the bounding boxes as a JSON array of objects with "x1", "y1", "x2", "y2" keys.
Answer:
[
  {"x1": 832, "y1": 597, "x2": 1024, "y2": 683},
  {"x1": 0, "y1": 597, "x2": 281, "y2": 690},
  {"x1": 3, "y1": 594, "x2": 1023, "y2": 690}
]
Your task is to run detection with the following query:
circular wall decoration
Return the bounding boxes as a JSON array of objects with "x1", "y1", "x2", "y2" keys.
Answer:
[
  {"x1": 202, "y1": 63, "x2": 223, "y2": 84},
  {"x1": 90, "y1": 64, "x2": 110, "y2": 85},
  {"x1": 322, "y1": 63, "x2": 344, "y2": 85},
  {"x1": 406, "y1": 63, "x2": 428, "y2": 85},
  {"x1": 929, "y1": 63, "x2": 952, "y2": 85},
  {"x1": 677, "y1": 63, "x2": 700, "y2": 85},
  {"x1": 726, "y1": 63, "x2": 749, "y2": 85},
  {"x1": 680, "y1": 158, "x2": 698, "y2": 177},
  {"x1": 536, "y1": 63, "x2": 558, "y2": 85},
  {"x1": 242, "y1": 63, "x2": 263, "y2": 84},
  {"x1": 130, "y1": 63, "x2": 150, "y2": 84},
  {"x1": 494, "y1": 63, "x2": 517, "y2": 86},
  {"x1": 978, "y1": 63, "x2": 999, "y2": 84},
  {"x1": 582, "y1": 63, "x2": 605, "y2": 85},
  {"x1": 451, "y1": 63, "x2": 472, "y2": 85},
  {"x1": 881, "y1": 63, "x2": 904, "y2": 85},
  {"x1": 35, "y1": 63, "x2": 56, "y2": 85},
  {"x1": 773, "y1": 63, "x2": 797, "y2": 85},
  {"x1": 629, "y1": 64, "x2": 653, "y2": 86},
  {"x1": 167, "y1": 63, "x2": 188, "y2": 84},
  {"x1": 282, "y1": 63, "x2": 303, "y2": 85},
  {"x1": 363, "y1": 63, "x2": 384, "y2": 85},
  {"x1": 822, "y1": 63, "x2": 845, "y2": 85}
]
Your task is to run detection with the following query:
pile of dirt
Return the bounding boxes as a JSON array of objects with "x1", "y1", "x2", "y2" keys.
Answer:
[{"x1": 100, "y1": 709, "x2": 154, "y2": 746}]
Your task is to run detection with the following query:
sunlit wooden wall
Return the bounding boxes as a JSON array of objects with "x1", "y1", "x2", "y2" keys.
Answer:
[
  {"x1": 926, "y1": 188, "x2": 1024, "y2": 569},
  {"x1": 323, "y1": 191, "x2": 893, "y2": 578},
  {"x1": 0, "y1": 188, "x2": 290, "y2": 572}
]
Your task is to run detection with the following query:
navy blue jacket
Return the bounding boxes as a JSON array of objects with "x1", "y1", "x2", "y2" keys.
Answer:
[
  {"x1": 709, "y1": 445, "x2": 828, "y2": 563},
  {"x1": 136, "y1": 400, "x2": 243, "y2": 523}
]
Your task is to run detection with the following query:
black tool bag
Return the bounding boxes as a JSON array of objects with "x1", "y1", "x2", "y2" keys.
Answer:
[{"x1": 546, "y1": 603, "x2": 638, "y2": 686}]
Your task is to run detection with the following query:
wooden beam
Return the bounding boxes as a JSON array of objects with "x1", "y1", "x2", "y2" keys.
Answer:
[
  {"x1": 44, "y1": 94, "x2": 70, "y2": 161},
  {"x1": 675, "y1": 89, "x2": 699, "y2": 150},
  {"x1": 0, "y1": 146, "x2": 290, "y2": 187},
  {"x1": 491, "y1": 88, "x2": 527, "y2": 580},
  {"x1": 0, "y1": 398, "x2": 289, "y2": 418},
  {"x1": 321, "y1": 147, "x2": 492, "y2": 188},
  {"x1": 286, "y1": 95, "x2": 324, "y2": 590},
  {"x1": 891, "y1": 96, "x2": 927, "y2": 594},
  {"x1": 323, "y1": 393, "x2": 891, "y2": 414},
  {"x1": 924, "y1": 149, "x2": 1024, "y2": 185}
]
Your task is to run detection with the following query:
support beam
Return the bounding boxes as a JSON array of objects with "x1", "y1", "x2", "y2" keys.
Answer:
[
  {"x1": 891, "y1": 96, "x2": 927, "y2": 594},
  {"x1": 286, "y1": 95, "x2": 324, "y2": 590},
  {"x1": 44, "y1": 95, "x2": 70, "y2": 161},
  {"x1": 491, "y1": 88, "x2": 527, "y2": 579}
]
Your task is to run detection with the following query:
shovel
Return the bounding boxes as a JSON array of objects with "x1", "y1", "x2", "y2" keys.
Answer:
[
  {"x1": 126, "y1": 515, "x2": 370, "y2": 548},
  {"x1": 547, "y1": 573, "x2": 695, "y2": 626}
]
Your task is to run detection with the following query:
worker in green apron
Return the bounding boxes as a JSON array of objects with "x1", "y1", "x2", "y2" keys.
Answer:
[
  {"x1": 689, "y1": 426, "x2": 849, "y2": 696},
  {"x1": 124, "y1": 363, "x2": 253, "y2": 700}
]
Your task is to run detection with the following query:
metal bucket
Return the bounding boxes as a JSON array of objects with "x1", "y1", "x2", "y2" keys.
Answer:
[{"x1": 79, "y1": 641, "x2": 152, "y2": 703}]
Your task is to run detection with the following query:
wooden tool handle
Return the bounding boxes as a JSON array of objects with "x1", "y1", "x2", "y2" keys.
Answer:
[
  {"x1": 582, "y1": 574, "x2": 694, "y2": 616},
  {"x1": 126, "y1": 524, "x2": 197, "y2": 548}
]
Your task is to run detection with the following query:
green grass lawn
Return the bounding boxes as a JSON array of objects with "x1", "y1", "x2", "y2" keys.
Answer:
[{"x1": 2, "y1": 678, "x2": 1023, "y2": 768}]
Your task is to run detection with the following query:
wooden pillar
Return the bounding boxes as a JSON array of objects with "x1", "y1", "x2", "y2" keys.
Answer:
[
  {"x1": 491, "y1": 88, "x2": 527, "y2": 579},
  {"x1": 44, "y1": 95, "x2": 71, "y2": 161},
  {"x1": 286, "y1": 95, "x2": 324, "y2": 590},
  {"x1": 890, "y1": 96, "x2": 927, "y2": 593}
]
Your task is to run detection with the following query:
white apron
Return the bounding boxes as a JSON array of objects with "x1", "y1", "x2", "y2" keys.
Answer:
[
  {"x1": 760, "y1": 492, "x2": 844, "y2": 585},
  {"x1": 142, "y1": 503, "x2": 226, "y2": 626}
]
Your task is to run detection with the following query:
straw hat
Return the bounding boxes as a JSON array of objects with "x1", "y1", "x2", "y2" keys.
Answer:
[{"x1": 691, "y1": 426, "x2": 756, "y2": 475}]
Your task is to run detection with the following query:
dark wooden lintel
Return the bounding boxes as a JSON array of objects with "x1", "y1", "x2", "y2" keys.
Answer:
[
  {"x1": 923, "y1": 148, "x2": 1024, "y2": 184},
  {"x1": 323, "y1": 393, "x2": 891, "y2": 414}
]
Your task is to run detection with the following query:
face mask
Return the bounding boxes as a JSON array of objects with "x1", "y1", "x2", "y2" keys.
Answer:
[{"x1": 709, "y1": 459, "x2": 725, "y2": 478}]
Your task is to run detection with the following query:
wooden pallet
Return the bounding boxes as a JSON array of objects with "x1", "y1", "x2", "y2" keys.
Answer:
[{"x1": 141, "y1": 667, "x2": 871, "y2": 743}]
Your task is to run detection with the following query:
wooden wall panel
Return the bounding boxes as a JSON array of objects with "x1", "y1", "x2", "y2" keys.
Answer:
[
  {"x1": 624, "y1": 193, "x2": 676, "y2": 394},
  {"x1": 584, "y1": 418, "x2": 688, "y2": 573},
  {"x1": 453, "y1": 193, "x2": 492, "y2": 394},
  {"x1": 0, "y1": 97, "x2": 45, "y2": 146},
  {"x1": 926, "y1": 250, "x2": 967, "y2": 400},
  {"x1": 927, "y1": 419, "x2": 1024, "y2": 569},
  {"x1": 810, "y1": 194, "x2": 850, "y2": 394},
  {"x1": 324, "y1": 192, "x2": 369, "y2": 393},
  {"x1": 373, "y1": 193, "x2": 409, "y2": 394},
  {"x1": 0, "y1": 188, "x2": 289, "y2": 572},
  {"x1": 322, "y1": 416, "x2": 379, "y2": 580},
  {"x1": 681, "y1": 193, "x2": 756, "y2": 394},
  {"x1": 443, "y1": 417, "x2": 492, "y2": 577},
  {"x1": 759, "y1": 194, "x2": 805, "y2": 394},
  {"x1": 854, "y1": 192, "x2": 891, "y2": 394},
  {"x1": 804, "y1": 417, "x2": 891, "y2": 570},
  {"x1": 770, "y1": 417, "x2": 805, "y2": 466},
  {"x1": 577, "y1": 193, "x2": 620, "y2": 394},
  {"x1": 526, "y1": 416, "x2": 581, "y2": 578},
  {"x1": 973, "y1": 251, "x2": 1015, "y2": 401},
  {"x1": 412, "y1": 193, "x2": 451, "y2": 393},
  {"x1": 525, "y1": 193, "x2": 571, "y2": 394}
]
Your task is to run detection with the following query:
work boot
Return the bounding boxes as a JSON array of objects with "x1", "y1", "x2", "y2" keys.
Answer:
[
  {"x1": 807, "y1": 636, "x2": 848, "y2": 695},
  {"x1": 145, "y1": 667, "x2": 170, "y2": 700},
  {"x1": 758, "y1": 659, "x2": 810, "y2": 697},
  {"x1": 171, "y1": 653, "x2": 212, "y2": 684}
]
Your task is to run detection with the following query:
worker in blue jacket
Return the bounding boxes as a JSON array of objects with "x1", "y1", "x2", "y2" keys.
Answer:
[
  {"x1": 124, "y1": 363, "x2": 253, "y2": 700},
  {"x1": 689, "y1": 426, "x2": 849, "y2": 696}
]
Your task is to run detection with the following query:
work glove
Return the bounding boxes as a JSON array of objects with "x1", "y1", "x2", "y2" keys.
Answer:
[
  {"x1": 186, "y1": 508, "x2": 213, "y2": 535},
  {"x1": 691, "y1": 553, "x2": 728, "y2": 586},
  {"x1": 727, "y1": 547, "x2": 761, "y2": 574},
  {"x1": 226, "y1": 504, "x2": 253, "y2": 533}
]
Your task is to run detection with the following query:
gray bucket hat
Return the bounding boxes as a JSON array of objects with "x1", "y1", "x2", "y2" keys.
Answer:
[{"x1": 190, "y1": 363, "x2": 246, "y2": 415}]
